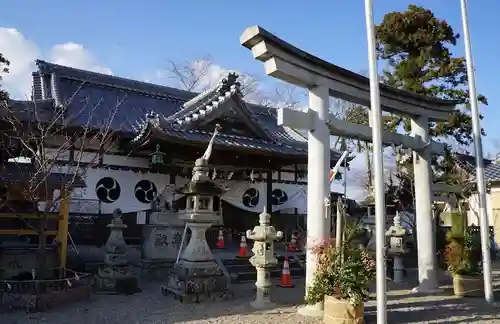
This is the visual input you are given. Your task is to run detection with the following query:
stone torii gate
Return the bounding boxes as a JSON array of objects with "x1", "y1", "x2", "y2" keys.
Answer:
[{"x1": 240, "y1": 25, "x2": 458, "y2": 308}]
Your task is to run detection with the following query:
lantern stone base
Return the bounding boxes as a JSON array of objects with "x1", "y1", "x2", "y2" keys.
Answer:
[
  {"x1": 94, "y1": 265, "x2": 139, "y2": 295},
  {"x1": 161, "y1": 259, "x2": 231, "y2": 303}
]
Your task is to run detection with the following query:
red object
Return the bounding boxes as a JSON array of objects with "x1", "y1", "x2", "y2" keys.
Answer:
[
  {"x1": 237, "y1": 235, "x2": 248, "y2": 257},
  {"x1": 277, "y1": 257, "x2": 295, "y2": 288},
  {"x1": 216, "y1": 229, "x2": 225, "y2": 249},
  {"x1": 329, "y1": 169, "x2": 337, "y2": 182},
  {"x1": 287, "y1": 231, "x2": 300, "y2": 252}
]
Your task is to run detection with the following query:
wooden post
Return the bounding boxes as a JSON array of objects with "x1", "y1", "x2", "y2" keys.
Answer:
[
  {"x1": 58, "y1": 189, "x2": 69, "y2": 270},
  {"x1": 266, "y1": 170, "x2": 273, "y2": 214}
]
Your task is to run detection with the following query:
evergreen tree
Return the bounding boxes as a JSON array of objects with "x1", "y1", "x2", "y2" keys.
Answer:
[
  {"x1": 375, "y1": 5, "x2": 488, "y2": 196},
  {"x1": 376, "y1": 5, "x2": 487, "y2": 146}
]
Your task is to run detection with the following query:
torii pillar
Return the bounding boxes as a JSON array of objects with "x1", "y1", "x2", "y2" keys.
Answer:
[
  {"x1": 271, "y1": 85, "x2": 331, "y2": 315},
  {"x1": 411, "y1": 116, "x2": 438, "y2": 293},
  {"x1": 302, "y1": 86, "x2": 331, "y2": 315}
]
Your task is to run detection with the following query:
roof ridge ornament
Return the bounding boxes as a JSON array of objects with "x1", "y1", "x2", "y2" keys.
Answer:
[{"x1": 181, "y1": 73, "x2": 240, "y2": 111}]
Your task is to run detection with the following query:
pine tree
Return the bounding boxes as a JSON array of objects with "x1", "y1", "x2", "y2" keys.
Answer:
[{"x1": 376, "y1": 5, "x2": 487, "y2": 146}]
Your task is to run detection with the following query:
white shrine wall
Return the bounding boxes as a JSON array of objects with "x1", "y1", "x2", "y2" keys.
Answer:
[
  {"x1": 43, "y1": 151, "x2": 308, "y2": 215},
  {"x1": 75, "y1": 167, "x2": 308, "y2": 215}
]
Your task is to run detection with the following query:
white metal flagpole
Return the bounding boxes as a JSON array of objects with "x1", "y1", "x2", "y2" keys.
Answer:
[
  {"x1": 364, "y1": 0, "x2": 387, "y2": 322},
  {"x1": 459, "y1": 0, "x2": 494, "y2": 302}
]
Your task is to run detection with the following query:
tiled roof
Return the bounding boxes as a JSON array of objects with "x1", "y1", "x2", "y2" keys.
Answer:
[
  {"x1": 11, "y1": 60, "x2": 341, "y2": 160},
  {"x1": 155, "y1": 122, "x2": 308, "y2": 155},
  {"x1": 455, "y1": 154, "x2": 500, "y2": 182}
]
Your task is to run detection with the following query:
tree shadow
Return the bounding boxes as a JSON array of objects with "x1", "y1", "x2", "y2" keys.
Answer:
[
  {"x1": 4, "y1": 269, "x2": 500, "y2": 323},
  {"x1": 365, "y1": 290, "x2": 500, "y2": 323}
]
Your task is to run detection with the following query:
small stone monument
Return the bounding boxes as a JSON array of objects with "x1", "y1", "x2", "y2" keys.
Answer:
[
  {"x1": 246, "y1": 208, "x2": 283, "y2": 309},
  {"x1": 385, "y1": 211, "x2": 409, "y2": 284},
  {"x1": 161, "y1": 125, "x2": 231, "y2": 302},
  {"x1": 95, "y1": 208, "x2": 139, "y2": 294},
  {"x1": 141, "y1": 186, "x2": 184, "y2": 278}
]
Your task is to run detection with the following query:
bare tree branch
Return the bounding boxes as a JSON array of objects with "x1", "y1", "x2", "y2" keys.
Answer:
[
  {"x1": 164, "y1": 56, "x2": 306, "y2": 109},
  {"x1": 166, "y1": 56, "x2": 213, "y2": 91},
  {"x1": 1, "y1": 84, "x2": 124, "y2": 272}
]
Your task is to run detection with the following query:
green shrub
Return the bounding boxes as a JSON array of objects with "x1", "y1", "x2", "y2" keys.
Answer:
[{"x1": 305, "y1": 239, "x2": 376, "y2": 306}]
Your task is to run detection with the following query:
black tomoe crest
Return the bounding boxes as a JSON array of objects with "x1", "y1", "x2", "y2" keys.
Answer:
[
  {"x1": 242, "y1": 188, "x2": 259, "y2": 208},
  {"x1": 134, "y1": 180, "x2": 158, "y2": 204},
  {"x1": 271, "y1": 188, "x2": 288, "y2": 205},
  {"x1": 95, "y1": 177, "x2": 121, "y2": 203}
]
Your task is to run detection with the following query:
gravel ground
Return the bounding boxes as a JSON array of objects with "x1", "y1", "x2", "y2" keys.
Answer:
[{"x1": 1, "y1": 274, "x2": 500, "y2": 323}]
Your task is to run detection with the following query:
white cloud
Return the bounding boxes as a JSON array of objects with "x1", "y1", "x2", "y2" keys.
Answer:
[
  {"x1": 50, "y1": 42, "x2": 111, "y2": 75},
  {"x1": 0, "y1": 27, "x2": 111, "y2": 99},
  {"x1": 0, "y1": 28, "x2": 40, "y2": 100}
]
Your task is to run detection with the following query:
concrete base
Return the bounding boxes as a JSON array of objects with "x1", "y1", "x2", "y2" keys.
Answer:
[
  {"x1": 94, "y1": 266, "x2": 139, "y2": 295},
  {"x1": 162, "y1": 259, "x2": 231, "y2": 303},
  {"x1": 297, "y1": 303, "x2": 324, "y2": 317}
]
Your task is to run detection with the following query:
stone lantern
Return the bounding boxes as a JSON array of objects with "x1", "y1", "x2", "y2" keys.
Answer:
[
  {"x1": 385, "y1": 211, "x2": 409, "y2": 283},
  {"x1": 95, "y1": 208, "x2": 139, "y2": 294},
  {"x1": 246, "y1": 208, "x2": 283, "y2": 309},
  {"x1": 161, "y1": 157, "x2": 230, "y2": 302}
]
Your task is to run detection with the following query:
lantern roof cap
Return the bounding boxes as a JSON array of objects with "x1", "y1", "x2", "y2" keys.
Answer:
[
  {"x1": 176, "y1": 158, "x2": 224, "y2": 196},
  {"x1": 176, "y1": 180, "x2": 224, "y2": 196}
]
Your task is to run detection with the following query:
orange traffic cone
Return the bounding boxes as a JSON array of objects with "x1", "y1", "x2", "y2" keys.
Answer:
[
  {"x1": 288, "y1": 231, "x2": 299, "y2": 252},
  {"x1": 216, "y1": 229, "x2": 225, "y2": 249},
  {"x1": 237, "y1": 235, "x2": 248, "y2": 258},
  {"x1": 277, "y1": 257, "x2": 295, "y2": 288}
]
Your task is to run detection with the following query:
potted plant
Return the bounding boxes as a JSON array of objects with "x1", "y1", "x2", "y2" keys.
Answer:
[
  {"x1": 305, "y1": 239, "x2": 376, "y2": 324},
  {"x1": 445, "y1": 228, "x2": 483, "y2": 297}
]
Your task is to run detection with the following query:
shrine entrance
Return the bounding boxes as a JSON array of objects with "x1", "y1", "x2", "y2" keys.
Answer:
[{"x1": 240, "y1": 25, "x2": 459, "y2": 307}]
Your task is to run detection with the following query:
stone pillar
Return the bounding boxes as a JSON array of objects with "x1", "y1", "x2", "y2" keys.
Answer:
[
  {"x1": 181, "y1": 222, "x2": 213, "y2": 262},
  {"x1": 253, "y1": 266, "x2": 273, "y2": 309},
  {"x1": 141, "y1": 209, "x2": 184, "y2": 279},
  {"x1": 411, "y1": 115, "x2": 438, "y2": 293},
  {"x1": 299, "y1": 85, "x2": 330, "y2": 317},
  {"x1": 393, "y1": 257, "x2": 405, "y2": 284}
]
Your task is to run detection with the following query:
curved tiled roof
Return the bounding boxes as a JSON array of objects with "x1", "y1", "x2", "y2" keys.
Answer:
[
  {"x1": 456, "y1": 154, "x2": 500, "y2": 183},
  {"x1": 11, "y1": 60, "x2": 342, "y2": 161},
  {"x1": 133, "y1": 112, "x2": 308, "y2": 155}
]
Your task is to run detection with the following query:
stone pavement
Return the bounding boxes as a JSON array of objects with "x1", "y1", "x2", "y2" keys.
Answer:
[
  {"x1": 1, "y1": 275, "x2": 500, "y2": 324},
  {"x1": 2, "y1": 260, "x2": 500, "y2": 323}
]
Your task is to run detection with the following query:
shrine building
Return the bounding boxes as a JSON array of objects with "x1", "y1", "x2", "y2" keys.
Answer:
[{"x1": 5, "y1": 60, "x2": 347, "y2": 246}]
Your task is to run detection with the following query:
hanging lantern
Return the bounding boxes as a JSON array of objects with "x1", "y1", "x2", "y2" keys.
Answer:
[{"x1": 149, "y1": 144, "x2": 167, "y2": 166}]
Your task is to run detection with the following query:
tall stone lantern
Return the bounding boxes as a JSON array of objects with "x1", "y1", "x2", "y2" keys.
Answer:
[
  {"x1": 385, "y1": 211, "x2": 409, "y2": 284},
  {"x1": 162, "y1": 124, "x2": 230, "y2": 302},
  {"x1": 95, "y1": 208, "x2": 139, "y2": 294},
  {"x1": 246, "y1": 208, "x2": 283, "y2": 309}
]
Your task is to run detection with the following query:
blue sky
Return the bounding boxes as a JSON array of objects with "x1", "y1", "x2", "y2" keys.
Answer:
[{"x1": 2, "y1": 0, "x2": 499, "y2": 151}]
